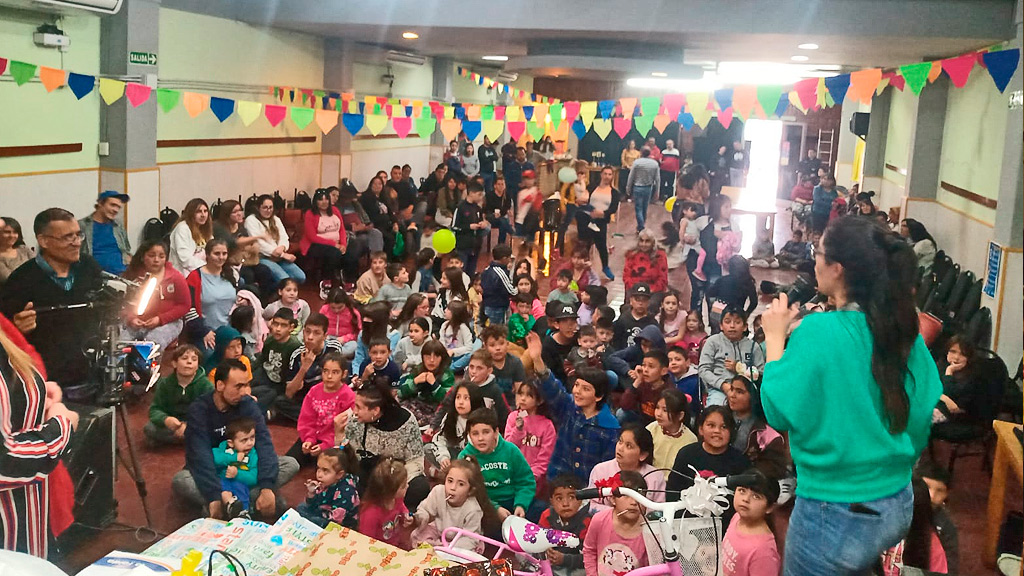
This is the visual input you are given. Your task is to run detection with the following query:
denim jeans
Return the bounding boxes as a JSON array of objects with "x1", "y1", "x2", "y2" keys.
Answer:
[
  {"x1": 632, "y1": 184, "x2": 653, "y2": 232},
  {"x1": 482, "y1": 171, "x2": 496, "y2": 193},
  {"x1": 261, "y1": 259, "x2": 306, "y2": 284},
  {"x1": 487, "y1": 216, "x2": 515, "y2": 244},
  {"x1": 483, "y1": 306, "x2": 507, "y2": 326},
  {"x1": 784, "y1": 482, "x2": 914, "y2": 576},
  {"x1": 171, "y1": 455, "x2": 300, "y2": 516}
]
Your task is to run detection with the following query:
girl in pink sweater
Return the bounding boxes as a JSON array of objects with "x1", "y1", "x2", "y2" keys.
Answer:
[
  {"x1": 586, "y1": 424, "x2": 666, "y2": 512},
  {"x1": 319, "y1": 288, "x2": 361, "y2": 359},
  {"x1": 291, "y1": 352, "x2": 355, "y2": 466},
  {"x1": 504, "y1": 381, "x2": 556, "y2": 492}
]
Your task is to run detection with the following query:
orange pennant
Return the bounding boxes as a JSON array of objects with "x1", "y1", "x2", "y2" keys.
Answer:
[
  {"x1": 619, "y1": 98, "x2": 637, "y2": 119},
  {"x1": 652, "y1": 114, "x2": 672, "y2": 134},
  {"x1": 848, "y1": 68, "x2": 882, "y2": 104},
  {"x1": 182, "y1": 92, "x2": 209, "y2": 118},
  {"x1": 927, "y1": 60, "x2": 942, "y2": 83},
  {"x1": 439, "y1": 118, "x2": 462, "y2": 142},
  {"x1": 731, "y1": 85, "x2": 757, "y2": 120},
  {"x1": 38, "y1": 66, "x2": 66, "y2": 92},
  {"x1": 466, "y1": 105, "x2": 481, "y2": 121}
]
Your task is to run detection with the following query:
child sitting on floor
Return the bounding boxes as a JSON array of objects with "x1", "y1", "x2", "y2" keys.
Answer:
[
  {"x1": 411, "y1": 458, "x2": 498, "y2": 552},
  {"x1": 539, "y1": 474, "x2": 594, "y2": 576},
  {"x1": 213, "y1": 418, "x2": 258, "y2": 519},
  {"x1": 354, "y1": 338, "x2": 401, "y2": 391},
  {"x1": 393, "y1": 317, "x2": 431, "y2": 371},
  {"x1": 398, "y1": 339, "x2": 455, "y2": 426},
  {"x1": 546, "y1": 269, "x2": 579, "y2": 305},
  {"x1": 427, "y1": 381, "x2": 485, "y2": 477},
  {"x1": 290, "y1": 352, "x2": 355, "y2": 466},
  {"x1": 373, "y1": 263, "x2": 414, "y2": 316},
  {"x1": 668, "y1": 346, "x2": 700, "y2": 405},
  {"x1": 320, "y1": 288, "x2": 361, "y2": 359},
  {"x1": 359, "y1": 457, "x2": 414, "y2": 550},
  {"x1": 508, "y1": 293, "x2": 537, "y2": 346},
  {"x1": 647, "y1": 388, "x2": 696, "y2": 480},
  {"x1": 583, "y1": 471, "x2": 661, "y2": 574},
  {"x1": 578, "y1": 285, "x2": 608, "y2": 327},
  {"x1": 297, "y1": 445, "x2": 360, "y2": 529},
  {"x1": 354, "y1": 251, "x2": 390, "y2": 304},
  {"x1": 262, "y1": 278, "x2": 310, "y2": 335},
  {"x1": 564, "y1": 325, "x2": 604, "y2": 382},
  {"x1": 458, "y1": 408, "x2": 536, "y2": 521},
  {"x1": 146, "y1": 344, "x2": 212, "y2": 446},
  {"x1": 698, "y1": 305, "x2": 764, "y2": 406}
]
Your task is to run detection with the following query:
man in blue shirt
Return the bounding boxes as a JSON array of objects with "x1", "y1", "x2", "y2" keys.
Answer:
[{"x1": 79, "y1": 190, "x2": 131, "y2": 275}]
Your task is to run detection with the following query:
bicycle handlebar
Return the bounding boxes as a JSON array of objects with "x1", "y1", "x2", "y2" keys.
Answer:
[{"x1": 575, "y1": 487, "x2": 671, "y2": 511}]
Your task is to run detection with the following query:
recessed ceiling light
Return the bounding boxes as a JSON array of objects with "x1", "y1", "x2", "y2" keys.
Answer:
[
  {"x1": 651, "y1": 72, "x2": 668, "y2": 77},
  {"x1": 791, "y1": 55, "x2": 809, "y2": 62},
  {"x1": 401, "y1": 31, "x2": 419, "y2": 40},
  {"x1": 797, "y1": 43, "x2": 819, "y2": 50},
  {"x1": 482, "y1": 55, "x2": 509, "y2": 62}
]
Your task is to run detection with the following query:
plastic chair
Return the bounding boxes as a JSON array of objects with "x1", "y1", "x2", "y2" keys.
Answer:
[
  {"x1": 954, "y1": 279, "x2": 983, "y2": 325},
  {"x1": 964, "y1": 307, "x2": 993, "y2": 350},
  {"x1": 916, "y1": 272, "x2": 936, "y2": 310},
  {"x1": 944, "y1": 270, "x2": 975, "y2": 319}
]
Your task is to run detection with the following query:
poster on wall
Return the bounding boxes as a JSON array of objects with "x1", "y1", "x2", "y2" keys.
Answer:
[{"x1": 983, "y1": 241, "x2": 1002, "y2": 298}]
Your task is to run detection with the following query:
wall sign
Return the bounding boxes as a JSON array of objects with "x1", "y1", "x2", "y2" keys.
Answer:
[
  {"x1": 129, "y1": 51, "x2": 157, "y2": 66},
  {"x1": 983, "y1": 241, "x2": 1002, "y2": 298}
]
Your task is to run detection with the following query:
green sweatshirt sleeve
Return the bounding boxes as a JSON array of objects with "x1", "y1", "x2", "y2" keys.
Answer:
[
  {"x1": 508, "y1": 442, "x2": 537, "y2": 511},
  {"x1": 761, "y1": 322, "x2": 818, "y2": 434},
  {"x1": 234, "y1": 450, "x2": 259, "y2": 488},
  {"x1": 148, "y1": 378, "x2": 173, "y2": 426},
  {"x1": 428, "y1": 370, "x2": 455, "y2": 403},
  {"x1": 397, "y1": 371, "x2": 418, "y2": 399}
]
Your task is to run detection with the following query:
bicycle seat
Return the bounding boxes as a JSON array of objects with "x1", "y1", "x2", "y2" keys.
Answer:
[{"x1": 502, "y1": 515, "x2": 580, "y2": 555}]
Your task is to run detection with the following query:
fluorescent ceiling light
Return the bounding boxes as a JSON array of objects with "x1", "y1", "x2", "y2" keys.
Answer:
[
  {"x1": 791, "y1": 55, "x2": 809, "y2": 62},
  {"x1": 800, "y1": 70, "x2": 839, "y2": 78},
  {"x1": 626, "y1": 73, "x2": 721, "y2": 92},
  {"x1": 651, "y1": 72, "x2": 668, "y2": 77},
  {"x1": 716, "y1": 62, "x2": 841, "y2": 85},
  {"x1": 482, "y1": 55, "x2": 509, "y2": 61},
  {"x1": 401, "y1": 31, "x2": 419, "y2": 39},
  {"x1": 797, "y1": 43, "x2": 819, "y2": 50}
]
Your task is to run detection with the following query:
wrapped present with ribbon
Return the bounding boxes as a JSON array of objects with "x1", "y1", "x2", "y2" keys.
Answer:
[{"x1": 281, "y1": 524, "x2": 449, "y2": 576}]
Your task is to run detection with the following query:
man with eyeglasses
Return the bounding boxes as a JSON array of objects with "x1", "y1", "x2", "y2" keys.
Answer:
[{"x1": 0, "y1": 208, "x2": 104, "y2": 389}]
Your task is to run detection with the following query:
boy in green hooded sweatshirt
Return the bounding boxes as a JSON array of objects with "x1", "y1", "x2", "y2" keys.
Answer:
[
  {"x1": 458, "y1": 407, "x2": 535, "y2": 520},
  {"x1": 146, "y1": 344, "x2": 212, "y2": 445}
]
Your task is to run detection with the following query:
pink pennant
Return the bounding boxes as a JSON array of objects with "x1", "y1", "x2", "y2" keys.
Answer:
[
  {"x1": 662, "y1": 94, "x2": 685, "y2": 120},
  {"x1": 124, "y1": 82, "x2": 152, "y2": 107},
  {"x1": 612, "y1": 118, "x2": 632, "y2": 139},
  {"x1": 429, "y1": 101, "x2": 444, "y2": 119},
  {"x1": 392, "y1": 117, "x2": 412, "y2": 139},
  {"x1": 507, "y1": 121, "x2": 526, "y2": 141},
  {"x1": 494, "y1": 106, "x2": 506, "y2": 120},
  {"x1": 793, "y1": 79, "x2": 818, "y2": 111},
  {"x1": 265, "y1": 104, "x2": 286, "y2": 127},
  {"x1": 563, "y1": 101, "x2": 580, "y2": 124},
  {"x1": 717, "y1": 108, "x2": 734, "y2": 129},
  {"x1": 887, "y1": 73, "x2": 906, "y2": 92},
  {"x1": 942, "y1": 54, "x2": 976, "y2": 88}
]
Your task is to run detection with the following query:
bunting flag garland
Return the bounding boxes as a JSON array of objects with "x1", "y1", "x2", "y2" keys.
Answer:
[
  {"x1": 652, "y1": 114, "x2": 672, "y2": 134},
  {"x1": 848, "y1": 68, "x2": 883, "y2": 104},
  {"x1": 290, "y1": 106, "x2": 314, "y2": 130},
  {"x1": 125, "y1": 83, "x2": 152, "y2": 107},
  {"x1": 563, "y1": 101, "x2": 580, "y2": 125},
  {"x1": 941, "y1": 54, "x2": 976, "y2": 88},
  {"x1": 461, "y1": 119, "x2": 482, "y2": 141},
  {"x1": 549, "y1": 103, "x2": 563, "y2": 129},
  {"x1": 9, "y1": 61, "x2": 36, "y2": 86},
  {"x1": 67, "y1": 72, "x2": 95, "y2": 99},
  {"x1": 678, "y1": 112, "x2": 695, "y2": 131},
  {"x1": 209, "y1": 96, "x2": 235, "y2": 120},
  {"x1": 900, "y1": 62, "x2": 933, "y2": 96},
  {"x1": 414, "y1": 115, "x2": 435, "y2": 139},
  {"x1": 591, "y1": 118, "x2": 612, "y2": 140},
  {"x1": 662, "y1": 93, "x2": 685, "y2": 120},
  {"x1": 365, "y1": 114, "x2": 387, "y2": 136},
  {"x1": 888, "y1": 72, "x2": 906, "y2": 92},
  {"x1": 755, "y1": 86, "x2": 783, "y2": 118},
  {"x1": 182, "y1": 92, "x2": 208, "y2": 118},
  {"x1": 633, "y1": 113, "x2": 655, "y2": 137},
  {"x1": 38, "y1": 67, "x2": 66, "y2": 92},
  {"x1": 823, "y1": 74, "x2": 851, "y2": 105},
  {"x1": 505, "y1": 106, "x2": 520, "y2": 122},
  {"x1": 612, "y1": 118, "x2": 632, "y2": 139},
  {"x1": 391, "y1": 116, "x2": 412, "y2": 138},
  {"x1": 99, "y1": 78, "x2": 125, "y2": 105},
  {"x1": 482, "y1": 119, "x2": 505, "y2": 141},
  {"x1": 522, "y1": 105, "x2": 534, "y2": 121},
  {"x1": 156, "y1": 88, "x2": 180, "y2": 112},
  {"x1": 571, "y1": 118, "x2": 587, "y2": 140},
  {"x1": 579, "y1": 101, "x2": 597, "y2": 129},
  {"x1": 793, "y1": 78, "x2": 818, "y2": 110},
  {"x1": 237, "y1": 101, "x2": 262, "y2": 126},
  {"x1": 983, "y1": 48, "x2": 1019, "y2": 92},
  {"x1": 264, "y1": 104, "x2": 287, "y2": 127},
  {"x1": 713, "y1": 89, "x2": 733, "y2": 112},
  {"x1": 731, "y1": 85, "x2": 757, "y2": 120},
  {"x1": 506, "y1": 120, "x2": 526, "y2": 141},
  {"x1": 597, "y1": 100, "x2": 615, "y2": 120},
  {"x1": 439, "y1": 118, "x2": 462, "y2": 142},
  {"x1": 493, "y1": 105, "x2": 506, "y2": 120},
  {"x1": 526, "y1": 120, "x2": 546, "y2": 142},
  {"x1": 927, "y1": 60, "x2": 943, "y2": 83},
  {"x1": 640, "y1": 97, "x2": 660, "y2": 117},
  {"x1": 774, "y1": 93, "x2": 791, "y2": 118},
  {"x1": 342, "y1": 113, "x2": 364, "y2": 135},
  {"x1": 0, "y1": 57, "x2": 7, "y2": 76},
  {"x1": 619, "y1": 97, "x2": 637, "y2": 119}
]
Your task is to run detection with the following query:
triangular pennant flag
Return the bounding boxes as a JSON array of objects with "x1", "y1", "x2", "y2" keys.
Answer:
[
  {"x1": 209, "y1": 96, "x2": 234, "y2": 121},
  {"x1": 9, "y1": 61, "x2": 37, "y2": 86},
  {"x1": 815, "y1": 78, "x2": 829, "y2": 109},
  {"x1": 652, "y1": 114, "x2": 671, "y2": 134},
  {"x1": 579, "y1": 101, "x2": 597, "y2": 129},
  {"x1": 633, "y1": 114, "x2": 654, "y2": 137},
  {"x1": 571, "y1": 118, "x2": 587, "y2": 140},
  {"x1": 99, "y1": 78, "x2": 125, "y2": 105},
  {"x1": 774, "y1": 93, "x2": 790, "y2": 118},
  {"x1": 793, "y1": 78, "x2": 817, "y2": 110},
  {"x1": 182, "y1": 92, "x2": 208, "y2": 118},
  {"x1": 612, "y1": 118, "x2": 632, "y2": 139},
  {"x1": 552, "y1": 119, "x2": 569, "y2": 141},
  {"x1": 67, "y1": 73, "x2": 95, "y2": 100},
  {"x1": 522, "y1": 105, "x2": 534, "y2": 121},
  {"x1": 481, "y1": 105, "x2": 495, "y2": 121},
  {"x1": 533, "y1": 104, "x2": 548, "y2": 123},
  {"x1": 365, "y1": 114, "x2": 387, "y2": 136},
  {"x1": 888, "y1": 73, "x2": 906, "y2": 92},
  {"x1": 714, "y1": 89, "x2": 733, "y2": 112},
  {"x1": 526, "y1": 121, "x2": 546, "y2": 141},
  {"x1": 493, "y1": 106, "x2": 506, "y2": 120},
  {"x1": 639, "y1": 97, "x2": 660, "y2": 117},
  {"x1": 482, "y1": 119, "x2": 505, "y2": 141},
  {"x1": 619, "y1": 98, "x2": 638, "y2": 119},
  {"x1": 506, "y1": 121, "x2": 526, "y2": 141},
  {"x1": 941, "y1": 54, "x2": 976, "y2": 88},
  {"x1": 342, "y1": 112, "x2": 364, "y2": 135},
  {"x1": 756, "y1": 86, "x2": 783, "y2": 117},
  {"x1": 439, "y1": 118, "x2": 462, "y2": 142},
  {"x1": 823, "y1": 74, "x2": 851, "y2": 105},
  {"x1": 462, "y1": 120, "x2": 482, "y2": 141},
  {"x1": 900, "y1": 62, "x2": 932, "y2": 96},
  {"x1": 428, "y1": 101, "x2": 444, "y2": 120},
  {"x1": 454, "y1": 106, "x2": 466, "y2": 120},
  {"x1": 678, "y1": 112, "x2": 695, "y2": 131},
  {"x1": 563, "y1": 101, "x2": 580, "y2": 124},
  {"x1": 716, "y1": 108, "x2": 734, "y2": 129},
  {"x1": 0, "y1": 58, "x2": 6, "y2": 76},
  {"x1": 466, "y1": 105, "x2": 481, "y2": 121},
  {"x1": 315, "y1": 109, "x2": 338, "y2": 134},
  {"x1": 156, "y1": 88, "x2": 180, "y2": 112},
  {"x1": 265, "y1": 104, "x2": 287, "y2": 127},
  {"x1": 38, "y1": 66, "x2": 66, "y2": 92},
  {"x1": 788, "y1": 91, "x2": 807, "y2": 114},
  {"x1": 597, "y1": 100, "x2": 616, "y2": 119},
  {"x1": 290, "y1": 106, "x2": 314, "y2": 130},
  {"x1": 549, "y1": 103, "x2": 563, "y2": 129},
  {"x1": 391, "y1": 116, "x2": 412, "y2": 138},
  {"x1": 927, "y1": 60, "x2": 942, "y2": 83},
  {"x1": 237, "y1": 101, "x2": 261, "y2": 126},
  {"x1": 731, "y1": 85, "x2": 757, "y2": 120},
  {"x1": 685, "y1": 91, "x2": 710, "y2": 114},
  {"x1": 504, "y1": 106, "x2": 520, "y2": 121},
  {"x1": 125, "y1": 83, "x2": 152, "y2": 108},
  {"x1": 662, "y1": 94, "x2": 685, "y2": 119},
  {"x1": 414, "y1": 116, "x2": 436, "y2": 139},
  {"x1": 848, "y1": 69, "x2": 882, "y2": 104},
  {"x1": 983, "y1": 48, "x2": 1020, "y2": 92},
  {"x1": 592, "y1": 118, "x2": 612, "y2": 140}
]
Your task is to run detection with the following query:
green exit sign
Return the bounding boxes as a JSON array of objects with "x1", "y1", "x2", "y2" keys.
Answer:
[{"x1": 128, "y1": 51, "x2": 157, "y2": 66}]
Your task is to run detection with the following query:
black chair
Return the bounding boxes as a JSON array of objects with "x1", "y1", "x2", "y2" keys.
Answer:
[
  {"x1": 964, "y1": 307, "x2": 993, "y2": 350},
  {"x1": 924, "y1": 263, "x2": 959, "y2": 316},
  {"x1": 916, "y1": 271, "x2": 936, "y2": 310},
  {"x1": 928, "y1": 349, "x2": 1010, "y2": 482},
  {"x1": 954, "y1": 279, "x2": 982, "y2": 325}
]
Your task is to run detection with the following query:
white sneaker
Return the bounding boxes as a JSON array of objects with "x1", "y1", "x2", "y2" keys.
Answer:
[
  {"x1": 319, "y1": 281, "x2": 331, "y2": 301},
  {"x1": 776, "y1": 477, "x2": 797, "y2": 506},
  {"x1": 588, "y1": 222, "x2": 600, "y2": 232}
]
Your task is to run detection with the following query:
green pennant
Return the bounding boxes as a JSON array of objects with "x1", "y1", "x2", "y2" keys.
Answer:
[
  {"x1": 156, "y1": 88, "x2": 181, "y2": 112},
  {"x1": 756, "y1": 85, "x2": 784, "y2": 117},
  {"x1": 526, "y1": 120, "x2": 545, "y2": 141},
  {"x1": 290, "y1": 106, "x2": 314, "y2": 130},
  {"x1": 481, "y1": 105, "x2": 494, "y2": 121},
  {"x1": 313, "y1": 89, "x2": 325, "y2": 98},
  {"x1": 548, "y1": 103, "x2": 562, "y2": 128},
  {"x1": 10, "y1": 61, "x2": 37, "y2": 86},
  {"x1": 900, "y1": 62, "x2": 933, "y2": 96},
  {"x1": 388, "y1": 97, "x2": 400, "y2": 105},
  {"x1": 639, "y1": 97, "x2": 660, "y2": 117},
  {"x1": 415, "y1": 116, "x2": 436, "y2": 138},
  {"x1": 633, "y1": 114, "x2": 655, "y2": 136},
  {"x1": 335, "y1": 98, "x2": 344, "y2": 112}
]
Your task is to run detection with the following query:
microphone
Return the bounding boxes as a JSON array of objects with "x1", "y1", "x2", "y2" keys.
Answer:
[{"x1": 713, "y1": 473, "x2": 761, "y2": 490}]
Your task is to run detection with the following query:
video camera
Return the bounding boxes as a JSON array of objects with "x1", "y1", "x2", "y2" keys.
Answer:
[{"x1": 760, "y1": 273, "x2": 821, "y2": 308}]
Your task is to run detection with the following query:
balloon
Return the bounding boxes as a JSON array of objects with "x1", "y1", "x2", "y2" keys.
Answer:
[
  {"x1": 432, "y1": 229, "x2": 456, "y2": 254},
  {"x1": 558, "y1": 166, "x2": 578, "y2": 184},
  {"x1": 665, "y1": 196, "x2": 677, "y2": 213}
]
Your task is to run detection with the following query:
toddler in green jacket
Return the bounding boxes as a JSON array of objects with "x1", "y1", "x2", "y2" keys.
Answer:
[{"x1": 458, "y1": 407, "x2": 535, "y2": 520}]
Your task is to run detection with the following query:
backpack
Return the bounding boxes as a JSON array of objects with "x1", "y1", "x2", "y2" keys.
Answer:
[{"x1": 142, "y1": 218, "x2": 167, "y2": 243}]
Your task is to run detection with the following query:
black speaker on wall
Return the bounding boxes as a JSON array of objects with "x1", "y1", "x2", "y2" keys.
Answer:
[
  {"x1": 850, "y1": 112, "x2": 870, "y2": 138},
  {"x1": 61, "y1": 403, "x2": 116, "y2": 532}
]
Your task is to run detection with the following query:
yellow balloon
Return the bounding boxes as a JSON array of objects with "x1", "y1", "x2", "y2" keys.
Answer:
[
  {"x1": 665, "y1": 196, "x2": 677, "y2": 213},
  {"x1": 432, "y1": 228, "x2": 457, "y2": 254}
]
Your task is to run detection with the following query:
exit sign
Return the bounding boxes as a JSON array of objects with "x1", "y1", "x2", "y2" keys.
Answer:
[{"x1": 129, "y1": 51, "x2": 157, "y2": 66}]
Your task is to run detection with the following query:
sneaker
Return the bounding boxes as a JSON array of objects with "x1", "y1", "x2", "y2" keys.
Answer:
[
  {"x1": 225, "y1": 497, "x2": 245, "y2": 519},
  {"x1": 602, "y1": 266, "x2": 615, "y2": 281},
  {"x1": 588, "y1": 222, "x2": 600, "y2": 232},
  {"x1": 319, "y1": 280, "x2": 331, "y2": 301}
]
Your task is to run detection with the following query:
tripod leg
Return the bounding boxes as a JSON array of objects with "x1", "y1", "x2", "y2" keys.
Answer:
[{"x1": 117, "y1": 404, "x2": 154, "y2": 528}]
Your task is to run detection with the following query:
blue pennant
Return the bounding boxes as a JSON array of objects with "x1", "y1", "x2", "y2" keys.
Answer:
[
  {"x1": 462, "y1": 120, "x2": 482, "y2": 141},
  {"x1": 209, "y1": 97, "x2": 235, "y2": 122},
  {"x1": 455, "y1": 106, "x2": 466, "y2": 120},
  {"x1": 824, "y1": 74, "x2": 851, "y2": 105},
  {"x1": 67, "y1": 72, "x2": 95, "y2": 100},
  {"x1": 983, "y1": 49, "x2": 1020, "y2": 92},
  {"x1": 342, "y1": 113, "x2": 364, "y2": 135},
  {"x1": 774, "y1": 94, "x2": 790, "y2": 118},
  {"x1": 678, "y1": 112, "x2": 694, "y2": 131},
  {"x1": 597, "y1": 100, "x2": 616, "y2": 119},
  {"x1": 714, "y1": 89, "x2": 733, "y2": 112}
]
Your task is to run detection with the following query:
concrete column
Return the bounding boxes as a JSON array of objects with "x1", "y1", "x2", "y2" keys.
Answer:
[
  {"x1": 99, "y1": 0, "x2": 161, "y2": 247},
  {"x1": 430, "y1": 57, "x2": 454, "y2": 154},
  {"x1": 323, "y1": 39, "x2": 355, "y2": 184},
  {"x1": 904, "y1": 76, "x2": 950, "y2": 200},
  {"x1": 833, "y1": 102, "x2": 860, "y2": 186},
  {"x1": 860, "y1": 87, "x2": 891, "y2": 196}
]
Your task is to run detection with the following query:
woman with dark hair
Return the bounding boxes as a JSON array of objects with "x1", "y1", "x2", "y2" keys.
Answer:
[
  {"x1": 184, "y1": 238, "x2": 239, "y2": 351},
  {"x1": 579, "y1": 165, "x2": 620, "y2": 280},
  {"x1": 932, "y1": 334, "x2": 988, "y2": 439},
  {"x1": 760, "y1": 216, "x2": 942, "y2": 574},
  {"x1": 725, "y1": 375, "x2": 790, "y2": 481},
  {"x1": 334, "y1": 182, "x2": 385, "y2": 253},
  {"x1": 900, "y1": 218, "x2": 937, "y2": 271},
  {"x1": 879, "y1": 478, "x2": 949, "y2": 574},
  {"x1": 245, "y1": 194, "x2": 306, "y2": 284},
  {"x1": 0, "y1": 217, "x2": 32, "y2": 286},
  {"x1": 169, "y1": 198, "x2": 213, "y2": 274},
  {"x1": 360, "y1": 176, "x2": 399, "y2": 255},
  {"x1": 301, "y1": 189, "x2": 364, "y2": 294},
  {"x1": 213, "y1": 199, "x2": 275, "y2": 298},
  {"x1": 121, "y1": 240, "x2": 190, "y2": 351}
]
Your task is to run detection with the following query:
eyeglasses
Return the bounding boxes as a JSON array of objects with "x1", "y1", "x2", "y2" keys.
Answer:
[{"x1": 43, "y1": 231, "x2": 85, "y2": 244}]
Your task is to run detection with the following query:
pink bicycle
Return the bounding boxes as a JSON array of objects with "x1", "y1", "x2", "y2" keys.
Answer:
[{"x1": 432, "y1": 515, "x2": 579, "y2": 576}]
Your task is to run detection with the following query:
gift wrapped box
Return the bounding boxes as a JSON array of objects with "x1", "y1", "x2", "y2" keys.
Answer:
[
  {"x1": 422, "y1": 558, "x2": 513, "y2": 576},
  {"x1": 281, "y1": 524, "x2": 449, "y2": 576}
]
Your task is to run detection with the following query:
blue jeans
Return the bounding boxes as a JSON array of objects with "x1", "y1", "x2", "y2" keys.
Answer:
[
  {"x1": 261, "y1": 259, "x2": 306, "y2": 285},
  {"x1": 482, "y1": 171, "x2": 496, "y2": 192},
  {"x1": 487, "y1": 216, "x2": 515, "y2": 244},
  {"x1": 484, "y1": 306, "x2": 507, "y2": 326},
  {"x1": 632, "y1": 185, "x2": 653, "y2": 232},
  {"x1": 784, "y1": 483, "x2": 913, "y2": 576}
]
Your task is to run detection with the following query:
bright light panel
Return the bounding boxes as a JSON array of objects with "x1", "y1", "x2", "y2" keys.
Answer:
[
  {"x1": 797, "y1": 43, "x2": 819, "y2": 50},
  {"x1": 626, "y1": 72, "x2": 721, "y2": 91},
  {"x1": 791, "y1": 55, "x2": 809, "y2": 62},
  {"x1": 402, "y1": 31, "x2": 419, "y2": 39},
  {"x1": 482, "y1": 55, "x2": 509, "y2": 61}
]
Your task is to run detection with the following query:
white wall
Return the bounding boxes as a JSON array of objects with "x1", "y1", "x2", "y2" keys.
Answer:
[
  {"x1": 158, "y1": 154, "x2": 323, "y2": 210},
  {"x1": 0, "y1": 170, "x2": 98, "y2": 249}
]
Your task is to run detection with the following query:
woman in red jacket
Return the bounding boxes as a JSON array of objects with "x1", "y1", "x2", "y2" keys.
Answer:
[
  {"x1": 622, "y1": 229, "x2": 668, "y2": 295},
  {"x1": 301, "y1": 190, "x2": 366, "y2": 295},
  {"x1": 122, "y1": 239, "x2": 190, "y2": 351}
]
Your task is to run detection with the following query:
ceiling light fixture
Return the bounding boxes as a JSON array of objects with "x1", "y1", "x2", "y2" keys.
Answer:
[
  {"x1": 651, "y1": 72, "x2": 668, "y2": 77},
  {"x1": 790, "y1": 55, "x2": 809, "y2": 62},
  {"x1": 797, "y1": 43, "x2": 819, "y2": 50},
  {"x1": 626, "y1": 73, "x2": 722, "y2": 92},
  {"x1": 482, "y1": 55, "x2": 509, "y2": 61},
  {"x1": 401, "y1": 31, "x2": 419, "y2": 39},
  {"x1": 715, "y1": 62, "x2": 841, "y2": 85}
]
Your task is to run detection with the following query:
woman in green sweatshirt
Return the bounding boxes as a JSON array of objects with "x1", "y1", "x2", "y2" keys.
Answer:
[
  {"x1": 760, "y1": 216, "x2": 941, "y2": 576},
  {"x1": 458, "y1": 407, "x2": 535, "y2": 520}
]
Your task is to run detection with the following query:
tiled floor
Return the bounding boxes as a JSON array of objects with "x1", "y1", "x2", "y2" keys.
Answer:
[{"x1": 57, "y1": 199, "x2": 1015, "y2": 575}]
